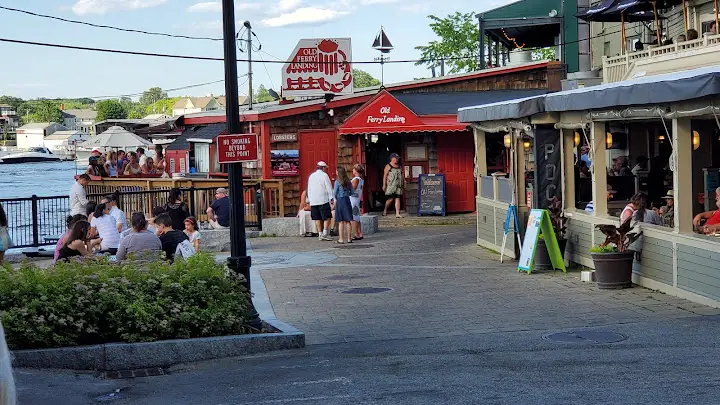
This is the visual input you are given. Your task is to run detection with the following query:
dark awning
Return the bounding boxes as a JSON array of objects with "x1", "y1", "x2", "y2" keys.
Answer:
[
  {"x1": 577, "y1": 0, "x2": 665, "y2": 22},
  {"x1": 395, "y1": 90, "x2": 548, "y2": 116},
  {"x1": 458, "y1": 94, "x2": 547, "y2": 122}
]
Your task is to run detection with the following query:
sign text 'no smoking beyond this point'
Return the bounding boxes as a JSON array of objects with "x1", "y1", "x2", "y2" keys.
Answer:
[{"x1": 217, "y1": 134, "x2": 259, "y2": 164}]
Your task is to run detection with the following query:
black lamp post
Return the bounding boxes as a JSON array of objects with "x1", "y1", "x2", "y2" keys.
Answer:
[{"x1": 221, "y1": 0, "x2": 261, "y2": 329}]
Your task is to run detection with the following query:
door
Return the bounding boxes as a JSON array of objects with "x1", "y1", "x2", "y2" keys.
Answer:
[
  {"x1": 194, "y1": 143, "x2": 210, "y2": 173},
  {"x1": 300, "y1": 130, "x2": 337, "y2": 192},
  {"x1": 437, "y1": 131, "x2": 476, "y2": 213}
]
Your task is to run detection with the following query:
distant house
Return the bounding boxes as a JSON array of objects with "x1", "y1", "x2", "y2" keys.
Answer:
[
  {"x1": 143, "y1": 114, "x2": 172, "y2": 120},
  {"x1": 171, "y1": 96, "x2": 247, "y2": 117},
  {"x1": 43, "y1": 130, "x2": 89, "y2": 159},
  {"x1": 15, "y1": 122, "x2": 68, "y2": 149},
  {"x1": 0, "y1": 104, "x2": 20, "y2": 134},
  {"x1": 62, "y1": 109, "x2": 97, "y2": 135},
  {"x1": 166, "y1": 123, "x2": 226, "y2": 174}
]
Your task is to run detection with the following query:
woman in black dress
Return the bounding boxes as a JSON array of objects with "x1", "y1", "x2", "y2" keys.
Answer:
[
  {"x1": 57, "y1": 220, "x2": 93, "y2": 262},
  {"x1": 164, "y1": 188, "x2": 190, "y2": 230}
]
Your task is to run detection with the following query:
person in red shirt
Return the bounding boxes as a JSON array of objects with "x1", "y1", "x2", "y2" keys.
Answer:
[{"x1": 693, "y1": 187, "x2": 720, "y2": 234}]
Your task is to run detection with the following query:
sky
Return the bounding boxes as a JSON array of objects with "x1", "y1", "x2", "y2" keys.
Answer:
[{"x1": 0, "y1": 0, "x2": 516, "y2": 101}]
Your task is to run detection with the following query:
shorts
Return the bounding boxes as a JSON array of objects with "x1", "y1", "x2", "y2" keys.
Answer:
[
  {"x1": 385, "y1": 192, "x2": 402, "y2": 198},
  {"x1": 310, "y1": 203, "x2": 332, "y2": 221}
]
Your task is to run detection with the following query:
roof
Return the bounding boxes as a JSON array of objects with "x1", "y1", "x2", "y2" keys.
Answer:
[
  {"x1": 183, "y1": 61, "x2": 555, "y2": 124},
  {"x1": 17, "y1": 122, "x2": 67, "y2": 130},
  {"x1": 143, "y1": 114, "x2": 172, "y2": 120},
  {"x1": 62, "y1": 109, "x2": 97, "y2": 120},
  {"x1": 45, "y1": 130, "x2": 83, "y2": 140},
  {"x1": 95, "y1": 117, "x2": 177, "y2": 127},
  {"x1": 172, "y1": 96, "x2": 247, "y2": 110},
  {"x1": 0, "y1": 104, "x2": 13, "y2": 108},
  {"x1": 458, "y1": 66, "x2": 720, "y2": 122},
  {"x1": 395, "y1": 90, "x2": 549, "y2": 116},
  {"x1": 167, "y1": 123, "x2": 225, "y2": 150}
]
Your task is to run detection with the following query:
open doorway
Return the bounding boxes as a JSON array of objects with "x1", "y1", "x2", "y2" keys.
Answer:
[{"x1": 364, "y1": 134, "x2": 403, "y2": 212}]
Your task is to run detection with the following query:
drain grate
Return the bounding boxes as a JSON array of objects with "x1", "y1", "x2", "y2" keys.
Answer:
[
  {"x1": 327, "y1": 274, "x2": 370, "y2": 281},
  {"x1": 341, "y1": 287, "x2": 393, "y2": 294},
  {"x1": 543, "y1": 330, "x2": 627, "y2": 344},
  {"x1": 252, "y1": 257, "x2": 287, "y2": 265},
  {"x1": 99, "y1": 368, "x2": 165, "y2": 380}
]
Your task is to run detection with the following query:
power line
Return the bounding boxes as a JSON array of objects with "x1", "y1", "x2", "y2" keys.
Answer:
[
  {"x1": 0, "y1": 5, "x2": 222, "y2": 41},
  {"x1": 88, "y1": 75, "x2": 248, "y2": 100}
]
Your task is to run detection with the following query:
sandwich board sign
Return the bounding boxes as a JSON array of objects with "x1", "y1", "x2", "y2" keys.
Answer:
[{"x1": 517, "y1": 209, "x2": 566, "y2": 274}]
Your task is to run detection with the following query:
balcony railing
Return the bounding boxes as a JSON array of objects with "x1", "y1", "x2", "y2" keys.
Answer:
[{"x1": 603, "y1": 33, "x2": 720, "y2": 83}]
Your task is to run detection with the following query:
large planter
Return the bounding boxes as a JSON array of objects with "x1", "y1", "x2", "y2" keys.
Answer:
[
  {"x1": 591, "y1": 251, "x2": 634, "y2": 289},
  {"x1": 533, "y1": 238, "x2": 568, "y2": 271}
]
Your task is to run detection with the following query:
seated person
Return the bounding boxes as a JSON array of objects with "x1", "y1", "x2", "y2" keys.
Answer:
[
  {"x1": 116, "y1": 213, "x2": 162, "y2": 261},
  {"x1": 155, "y1": 213, "x2": 189, "y2": 262},
  {"x1": 693, "y1": 187, "x2": 720, "y2": 234},
  {"x1": 298, "y1": 190, "x2": 317, "y2": 237}
]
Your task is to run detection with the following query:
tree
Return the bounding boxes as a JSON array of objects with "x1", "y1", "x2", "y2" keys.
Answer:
[
  {"x1": 254, "y1": 85, "x2": 275, "y2": 103},
  {"x1": 145, "y1": 97, "x2": 181, "y2": 116},
  {"x1": 140, "y1": 87, "x2": 168, "y2": 106},
  {"x1": 353, "y1": 69, "x2": 381, "y2": 89},
  {"x1": 533, "y1": 47, "x2": 555, "y2": 61},
  {"x1": 96, "y1": 100, "x2": 127, "y2": 121},
  {"x1": 415, "y1": 12, "x2": 480, "y2": 74},
  {"x1": 30, "y1": 100, "x2": 63, "y2": 124},
  {"x1": 0, "y1": 96, "x2": 24, "y2": 111}
]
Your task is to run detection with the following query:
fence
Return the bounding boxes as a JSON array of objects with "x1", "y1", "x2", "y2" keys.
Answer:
[{"x1": 1, "y1": 185, "x2": 263, "y2": 249}]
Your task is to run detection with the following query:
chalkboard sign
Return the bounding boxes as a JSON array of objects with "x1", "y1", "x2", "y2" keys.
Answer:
[{"x1": 417, "y1": 174, "x2": 446, "y2": 216}]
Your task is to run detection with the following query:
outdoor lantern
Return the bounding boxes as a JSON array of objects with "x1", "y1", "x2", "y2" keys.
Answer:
[
  {"x1": 503, "y1": 133, "x2": 512, "y2": 148},
  {"x1": 658, "y1": 134, "x2": 666, "y2": 142},
  {"x1": 693, "y1": 130, "x2": 701, "y2": 150},
  {"x1": 574, "y1": 131, "x2": 581, "y2": 147},
  {"x1": 606, "y1": 132, "x2": 613, "y2": 149},
  {"x1": 370, "y1": 134, "x2": 379, "y2": 143},
  {"x1": 523, "y1": 140, "x2": 531, "y2": 149}
]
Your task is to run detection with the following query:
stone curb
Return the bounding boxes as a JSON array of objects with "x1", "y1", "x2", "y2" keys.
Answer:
[{"x1": 12, "y1": 321, "x2": 304, "y2": 371}]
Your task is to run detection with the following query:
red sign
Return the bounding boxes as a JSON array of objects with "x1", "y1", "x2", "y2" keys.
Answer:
[
  {"x1": 217, "y1": 134, "x2": 258, "y2": 164},
  {"x1": 340, "y1": 91, "x2": 424, "y2": 133},
  {"x1": 281, "y1": 38, "x2": 353, "y2": 97}
]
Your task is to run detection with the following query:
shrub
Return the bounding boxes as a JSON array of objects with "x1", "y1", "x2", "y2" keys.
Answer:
[{"x1": 0, "y1": 254, "x2": 251, "y2": 350}]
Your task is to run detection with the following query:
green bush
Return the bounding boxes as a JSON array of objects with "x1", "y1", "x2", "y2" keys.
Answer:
[
  {"x1": 0, "y1": 254, "x2": 251, "y2": 350},
  {"x1": 590, "y1": 245, "x2": 618, "y2": 253}
]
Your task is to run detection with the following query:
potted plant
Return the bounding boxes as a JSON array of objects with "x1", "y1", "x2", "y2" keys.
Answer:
[
  {"x1": 590, "y1": 218, "x2": 643, "y2": 289},
  {"x1": 533, "y1": 197, "x2": 568, "y2": 271}
]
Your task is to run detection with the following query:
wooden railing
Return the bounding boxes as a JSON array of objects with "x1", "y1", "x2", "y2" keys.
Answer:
[
  {"x1": 87, "y1": 178, "x2": 285, "y2": 218},
  {"x1": 603, "y1": 33, "x2": 720, "y2": 83}
]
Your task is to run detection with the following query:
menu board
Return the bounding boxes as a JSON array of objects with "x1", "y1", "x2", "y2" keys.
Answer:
[{"x1": 417, "y1": 174, "x2": 446, "y2": 216}]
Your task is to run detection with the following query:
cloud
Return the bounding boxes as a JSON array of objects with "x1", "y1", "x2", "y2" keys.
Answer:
[
  {"x1": 360, "y1": 0, "x2": 399, "y2": 4},
  {"x1": 399, "y1": 2, "x2": 430, "y2": 13},
  {"x1": 71, "y1": 0, "x2": 167, "y2": 15},
  {"x1": 186, "y1": 1, "x2": 262, "y2": 13},
  {"x1": 261, "y1": 7, "x2": 348, "y2": 27},
  {"x1": 275, "y1": 0, "x2": 303, "y2": 12}
]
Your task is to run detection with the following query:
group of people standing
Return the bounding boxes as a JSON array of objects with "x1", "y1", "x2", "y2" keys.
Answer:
[{"x1": 86, "y1": 146, "x2": 167, "y2": 178}]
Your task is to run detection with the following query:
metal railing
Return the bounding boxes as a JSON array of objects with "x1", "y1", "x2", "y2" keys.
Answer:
[{"x1": 1, "y1": 185, "x2": 262, "y2": 249}]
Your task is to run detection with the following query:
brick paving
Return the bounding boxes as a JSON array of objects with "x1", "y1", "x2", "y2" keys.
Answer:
[{"x1": 250, "y1": 226, "x2": 720, "y2": 345}]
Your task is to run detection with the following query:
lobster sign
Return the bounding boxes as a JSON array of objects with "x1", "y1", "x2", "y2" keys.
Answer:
[{"x1": 282, "y1": 38, "x2": 353, "y2": 97}]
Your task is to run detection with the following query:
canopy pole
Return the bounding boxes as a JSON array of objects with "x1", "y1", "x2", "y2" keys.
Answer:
[
  {"x1": 682, "y1": 0, "x2": 688, "y2": 32},
  {"x1": 652, "y1": 1, "x2": 661, "y2": 45},
  {"x1": 716, "y1": 0, "x2": 719, "y2": 36},
  {"x1": 621, "y1": 12, "x2": 627, "y2": 54}
]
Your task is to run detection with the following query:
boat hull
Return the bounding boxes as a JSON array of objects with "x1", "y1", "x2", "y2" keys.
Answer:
[{"x1": 0, "y1": 156, "x2": 61, "y2": 164}]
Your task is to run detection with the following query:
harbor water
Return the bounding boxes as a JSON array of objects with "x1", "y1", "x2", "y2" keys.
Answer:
[{"x1": 0, "y1": 161, "x2": 80, "y2": 199}]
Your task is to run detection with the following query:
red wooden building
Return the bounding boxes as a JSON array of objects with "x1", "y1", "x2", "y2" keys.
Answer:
[{"x1": 173, "y1": 61, "x2": 564, "y2": 215}]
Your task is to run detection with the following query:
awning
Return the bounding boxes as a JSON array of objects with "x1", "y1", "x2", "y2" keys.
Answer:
[
  {"x1": 544, "y1": 66, "x2": 720, "y2": 112},
  {"x1": 339, "y1": 90, "x2": 468, "y2": 135},
  {"x1": 458, "y1": 94, "x2": 547, "y2": 123}
]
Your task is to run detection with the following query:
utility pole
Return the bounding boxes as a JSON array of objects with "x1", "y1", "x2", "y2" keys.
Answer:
[
  {"x1": 245, "y1": 21, "x2": 254, "y2": 110},
  {"x1": 221, "y1": 0, "x2": 261, "y2": 329}
]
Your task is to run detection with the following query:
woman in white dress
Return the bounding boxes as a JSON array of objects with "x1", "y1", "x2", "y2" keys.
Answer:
[
  {"x1": 350, "y1": 164, "x2": 365, "y2": 241},
  {"x1": 298, "y1": 190, "x2": 316, "y2": 236}
]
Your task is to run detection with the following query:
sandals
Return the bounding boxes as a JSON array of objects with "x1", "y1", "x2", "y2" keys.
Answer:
[
  {"x1": 352, "y1": 236, "x2": 364, "y2": 241},
  {"x1": 335, "y1": 240, "x2": 345, "y2": 244}
]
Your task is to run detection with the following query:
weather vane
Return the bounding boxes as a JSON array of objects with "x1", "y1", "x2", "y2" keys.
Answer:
[{"x1": 372, "y1": 26, "x2": 394, "y2": 86}]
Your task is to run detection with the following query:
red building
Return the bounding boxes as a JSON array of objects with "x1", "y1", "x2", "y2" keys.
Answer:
[{"x1": 172, "y1": 61, "x2": 564, "y2": 215}]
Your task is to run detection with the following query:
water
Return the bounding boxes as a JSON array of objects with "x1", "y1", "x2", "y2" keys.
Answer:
[{"x1": 0, "y1": 161, "x2": 81, "y2": 199}]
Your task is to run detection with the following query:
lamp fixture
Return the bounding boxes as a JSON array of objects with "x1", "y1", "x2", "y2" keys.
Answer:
[
  {"x1": 606, "y1": 132, "x2": 613, "y2": 149},
  {"x1": 370, "y1": 134, "x2": 379, "y2": 143},
  {"x1": 574, "y1": 131, "x2": 581, "y2": 147},
  {"x1": 693, "y1": 130, "x2": 700, "y2": 150},
  {"x1": 523, "y1": 140, "x2": 531, "y2": 149},
  {"x1": 503, "y1": 133, "x2": 512, "y2": 148}
]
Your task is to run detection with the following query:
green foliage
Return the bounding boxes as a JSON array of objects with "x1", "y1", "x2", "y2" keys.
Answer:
[
  {"x1": 140, "y1": 87, "x2": 168, "y2": 106},
  {"x1": 255, "y1": 85, "x2": 276, "y2": 103},
  {"x1": 30, "y1": 100, "x2": 63, "y2": 124},
  {"x1": 145, "y1": 97, "x2": 180, "y2": 116},
  {"x1": 353, "y1": 69, "x2": 381, "y2": 88},
  {"x1": 590, "y1": 245, "x2": 618, "y2": 253},
  {"x1": 533, "y1": 47, "x2": 556, "y2": 61},
  {"x1": 0, "y1": 96, "x2": 24, "y2": 110},
  {"x1": 0, "y1": 254, "x2": 251, "y2": 350},
  {"x1": 415, "y1": 12, "x2": 480, "y2": 74},
  {"x1": 96, "y1": 100, "x2": 127, "y2": 121}
]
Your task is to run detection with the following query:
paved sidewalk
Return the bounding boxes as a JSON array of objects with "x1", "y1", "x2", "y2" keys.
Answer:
[{"x1": 251, "y1": 226, "x2": 720, "y2": 345}]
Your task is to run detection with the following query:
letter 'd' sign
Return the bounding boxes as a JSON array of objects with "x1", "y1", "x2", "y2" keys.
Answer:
[{"x1": 217, "y1": 134, "x2": 259, "y2": 164}]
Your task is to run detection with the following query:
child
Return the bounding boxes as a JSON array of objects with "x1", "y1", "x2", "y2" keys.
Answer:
[{"x1": 184, "y1": 216, "x2": 201, "y2": 252}]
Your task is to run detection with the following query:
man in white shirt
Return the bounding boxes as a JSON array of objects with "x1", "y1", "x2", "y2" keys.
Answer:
[
  {"x1": 70, "y1": 174, "x2": 91, "y2": 216},
  {"x1": 307, "y1": 161, "x2": 334, "y2": 241},
  {"x1": 105, "y1": 194, "x2": 129, "y2": 232},
  {"x1": 137, "y1": 147, "x2": 147, "y2": 166}
]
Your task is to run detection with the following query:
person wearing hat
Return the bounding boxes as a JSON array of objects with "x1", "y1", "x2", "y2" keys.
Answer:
[
  {"x1": 585, "y1": 185, "x2": 616, "y2": 214},
  {"x1": 91, "y1": 147, "x2": 102, "y2": 157},
  {"x1": 207, "y1": 188, "x2": 230, "y2": 229},
  {"x1": 383, "y1": 153, "x2": 404, "y2": 218},
  {"x1": 307, "y1": 161, "x2": 335, "y2": 241},
  {"x1": 658, "y1": 190, "x2": 674, "y2": 228}
]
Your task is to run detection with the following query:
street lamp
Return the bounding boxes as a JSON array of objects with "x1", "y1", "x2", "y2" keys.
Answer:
[{"x1": 221, "y1": 0, "x2": 261, "y2": 329}]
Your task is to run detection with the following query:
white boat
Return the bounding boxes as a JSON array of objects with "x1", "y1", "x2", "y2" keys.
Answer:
[{"x1": 0, "y1": 147, "x2": 62, "y2": 164}]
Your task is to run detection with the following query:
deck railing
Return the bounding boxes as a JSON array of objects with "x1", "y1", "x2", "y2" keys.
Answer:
[
  {"x1": 603, "y1": 33, "x2": 720, "y2": 83},
  {"x1": 1, "y1": 184, "x2": 264, "y2": 249}
]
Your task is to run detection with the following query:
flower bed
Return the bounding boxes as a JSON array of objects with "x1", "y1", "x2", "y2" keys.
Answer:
[{"x1": 0, "y1": 254, "x2": 251, "y2": 350}]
